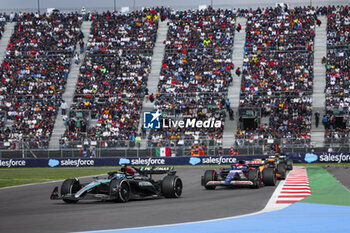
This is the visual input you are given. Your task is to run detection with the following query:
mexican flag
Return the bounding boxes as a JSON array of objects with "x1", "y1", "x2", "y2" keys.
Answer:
[{"x1": 155, "y1": 147, "x2": 170, "y2": 157}]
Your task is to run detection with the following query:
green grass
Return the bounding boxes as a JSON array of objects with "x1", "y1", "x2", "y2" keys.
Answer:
[
  {"x1": 0, "y1": 167, "x2": 116, "y2": 188},
  {"x1": 296, "y1": 163, "x2": 350, "y2": 166},
  {"x1": 301, "y1": 166, "x2": 350, "y2": 206}
]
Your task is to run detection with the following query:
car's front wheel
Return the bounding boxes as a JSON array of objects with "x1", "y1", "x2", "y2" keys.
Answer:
[
  {"x1": 161, "y1": 175, "x2": 183, "y2": 198},
  {"x1": 248, "y1": 169, "x2": 262, "y2": 189},
  {"x1": 109, "y1": 178, "x2": 130, "y2": 202},
  {"x1": 202, "y1": 170, "x2": 217, "y2": 190},
  {"x1": 61, "y1": 178, "x2": 80, "y2": 203},
  {"x1": 262, "y1": 168, "x2": 276, "y2": 186},
  {"x1": 277, "y1": 163, "x2": 286, "y2": 180}
]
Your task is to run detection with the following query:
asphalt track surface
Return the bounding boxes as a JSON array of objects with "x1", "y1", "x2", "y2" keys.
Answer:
[
  {"x1": 325, "y1": 166, "x2": 350, "y2": 190},
  {"x1": 0, "y1": 167, "x2": 278, "y2": 233}
]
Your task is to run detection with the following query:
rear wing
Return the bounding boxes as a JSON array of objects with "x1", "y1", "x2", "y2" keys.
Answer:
[
  {"x1": 245, "y1": 160, "x2": 266, "y2": 167},
  {"x1": 139, "y1": 166, "x2": 176, "y2": 175}
]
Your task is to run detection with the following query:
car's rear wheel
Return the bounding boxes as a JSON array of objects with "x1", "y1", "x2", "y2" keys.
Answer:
[
  {"x1": 248, "y1": 169, "x2": 262, "y2": 188},
  {"x1": 162, "y1": 175, "x2": 183, "y2": 198},
  {"x1": 202, "y1": 170, "x2": 217, "y2": 190},
  {"x1": 277, "y1": 163, "x2": 286, "y2": 180},
  {"x1": 262, "y1": 168, "x2": 276, "y2": 186},
  {"x1": 61, "y1": 178, "x2": 80, "y2": 203},
  {"x1": 109, "y1": 178, "x2": 130, "y2": 202},
  {"x1": 286, "y1": 159, "x2": 293, "y2": 170}
]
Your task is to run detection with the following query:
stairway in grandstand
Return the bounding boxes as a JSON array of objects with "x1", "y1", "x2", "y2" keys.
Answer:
[
  {"x1": 49, "y1": 21, "x2": 92, "y2": 149},
  {"x1": 0, "y1": 22, "x2": 16, "y2": 128},
  {"x1": 223, "y1": 17, "x2": 246, "y2": 147},
  {"x1": 137, "y1": 20, "x2": 169, "y2": 147},
  {"x1": 311, "y1": 16, "x2": 327, "y2": 147},
  {"x1": 0, "y1": 22, "x2": 15, "y2": 63}
]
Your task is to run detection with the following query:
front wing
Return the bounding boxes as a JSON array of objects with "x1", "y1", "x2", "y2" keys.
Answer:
[
  {"x1": 205, "y1": 180, "x2": 254, "y2": 187},
  {"x1": 50, "y1": 186, "x2": 115, "y2": 201}
]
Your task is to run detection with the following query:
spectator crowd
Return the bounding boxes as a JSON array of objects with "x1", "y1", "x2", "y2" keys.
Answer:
[
  {"x1": 149, "y1": 7, "x2": 236, "y2": 147},
  {"x1": 0, "y1": 12, "x2": 81, "y2": 149},
  {"x1": 0, "y1": 5, "x2": 348, "y2": 150},
  {"x1": 324, "y1": 5, "x2": 349, "y2": 144},
  {"x1": 60, "y1": 9, "x2": 159, "y2": 148},
  {"x1": 236, "y1": 6, "x2": 316, "y2": 145}
]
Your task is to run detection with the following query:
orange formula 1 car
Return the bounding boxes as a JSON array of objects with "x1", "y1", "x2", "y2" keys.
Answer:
[{"x1": 249, "y1": 155, "x2": 293, "y2": 180}]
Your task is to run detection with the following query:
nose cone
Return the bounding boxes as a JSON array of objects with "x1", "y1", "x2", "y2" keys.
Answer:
[{"x1": 225, "y1": 170, "x2": 236, "y2": 184}]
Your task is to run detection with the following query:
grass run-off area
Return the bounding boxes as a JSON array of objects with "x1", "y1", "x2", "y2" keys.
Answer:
[
  {"x1": 302, "y1": 166, "x2": 350, "y2": 206},
  {"x1": 0, "y1": 163, "x2": 349, "y2": 188},
  {"x1": 0, "y1": 167, "x2": 117, "y2": 188}
]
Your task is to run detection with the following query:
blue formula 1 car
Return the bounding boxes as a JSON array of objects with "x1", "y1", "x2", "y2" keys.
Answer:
[
  {"x1": 50, "y1": 165, "x2": 183, "y2": 203},
  {"x1": 201, "y1": 160, "x2": 276, "y2": 189}
]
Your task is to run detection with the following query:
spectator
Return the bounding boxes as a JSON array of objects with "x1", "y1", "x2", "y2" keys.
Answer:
[
  {"x1": 61, "y1": 101, "x2": 68, "y2": 116},
  {"x1": 236, "y1": 23, "x2": 242, "y2": 32},
  {"x1": 229, "y1": 108, "x2": 234, "y2": 120},
  {"x1": 235, "y1": 67, "x2": 241, "y2": 77},
  {"x1": 149, "y1": 93, "x2": 154, "y2": 103},
  {"x1": 79, "y1": 40, "x2": 84, "y2": 53},
  {"x1": 74, "y1": 52, "x2": 80, "y2": 65},
  {"x1": 315, "y1": 111, "x2": 320, "y2": 128},
  {"x1": 316, "y1": 18, "x2": 322, "y2": 27},
  {"x1": 322, "y1": 115, "x2": 328, "y2": 128},
  {"x1": 226, "y1": 99, "x2": 230, "y2": 110}
]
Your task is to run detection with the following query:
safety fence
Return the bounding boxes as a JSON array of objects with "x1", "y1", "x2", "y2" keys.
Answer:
[
  {"x1": 0, "y1": 140, "x2": 349, "y2": 159},
  {"x1": 1, "y1": 152, "x2": 350, "y2": 168}
]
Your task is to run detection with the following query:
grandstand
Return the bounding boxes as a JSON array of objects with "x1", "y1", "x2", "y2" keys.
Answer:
[
  {"x1": 149, "y1": 7, "x2": 236, "y2": 148},
  {"x1": 324, "y1": 5, "x2": 349, "y2": 146},
  {"x1": 237, "y1": 7, "x2": 316, "y2": 150},
  {"x1": 0, "y1": 4, "x2": 348, "y2": 158}
]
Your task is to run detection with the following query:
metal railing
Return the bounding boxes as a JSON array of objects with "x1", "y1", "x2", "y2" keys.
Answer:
[
  {"x1": 239, "y1": 91, "x2": 314, "y2": 98},
  {"x1": 1, "y1": 138, "x2": 350, "y2": 159}
]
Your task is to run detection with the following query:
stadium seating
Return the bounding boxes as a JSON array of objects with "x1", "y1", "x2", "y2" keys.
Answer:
[
  {"x1": 0, "y1": 5, "x2": 348, "y2": 151},
  {"x1": 0, "y1": 12, "x2": 81, "y2": 149},
  {"x1": 324, "y1": 5, "x2": 349, "y2": 144},
  {"x1": 60, "y1": 9, "x2": 159, "y2": 148},
  {"x1": 148, "y1": 7, "x2": 236, "y2": 147},
  {"x1": 236, "y1": 6, "x2": 315, "y2": 145}
]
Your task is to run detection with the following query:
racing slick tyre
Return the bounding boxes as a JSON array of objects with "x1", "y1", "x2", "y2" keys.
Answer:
[
  {"x1": 162, "y1": 175, "x2": 183, "y2": 198},
  {"x1": 286, "y1": 159, "x2": 293, "y2": 170},
  {"x1": 61, "y1": 178, "x2": 81, "y2": 203},
  {"x1": 202, "y1": 170, "x2": 217, "y2": 190},
  {"x1": 262, "y1": 168, "x2": 276, "y2": 186},
  {"x1": 109, "y1": 178, "x2": 131, "y2": 202},
  {"x1": 248, "y1": 169, "x2": 262, "y2": 189},
  {"x1": 277, "y1": 163, "x2": 287, "y2": 180}
]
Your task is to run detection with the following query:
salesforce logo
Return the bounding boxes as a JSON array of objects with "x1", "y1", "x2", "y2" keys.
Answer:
[
  {"x1": 304, "y1": 153, "x2": 318, "y2": 163},
  {"x1": 48, "y1": 159, "x2": 60, "y2": 167},
  {"x1": 48, "y1": 159, "x2": 95, "y2": 167},
  {"x1": 119, "y1": 158, "x2": 131, "y2": 165},
  {"x1": 0, "y1": 159, "x2": 26, "y2": 168},
  {"x1": 189, "y1": 157, "x2": 201, "y2": 165}
]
